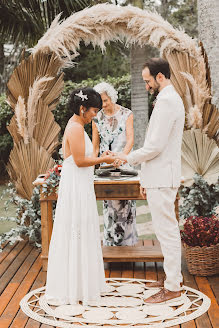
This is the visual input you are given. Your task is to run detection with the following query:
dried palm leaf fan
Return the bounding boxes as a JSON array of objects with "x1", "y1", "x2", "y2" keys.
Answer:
[
  {"x1": 7, "y1": 51, "x2": 64, "y2": 111},
  {"x1": 202, "y1": 103, "x2": 219, "y2": 142},
  {"x1": 33, "y1": 98, "x2": 60, "y2": 153},
  {"x1": 7, "y1": 139, "x2": 55, "y2": 200},
  {"x1": 6, "y1": 51, "x2": 63, "y2": 200},
  {"x1": 181, "y1": 129, "x2": 219, "y2": 186}
]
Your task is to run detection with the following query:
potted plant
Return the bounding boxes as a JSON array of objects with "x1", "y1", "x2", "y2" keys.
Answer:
[
  {"x1": 181, "y1": 215, "x2": 219, "y2": 276},
  {"x1": 180, "y1": 174, "x2": 219, "y2": 276}
]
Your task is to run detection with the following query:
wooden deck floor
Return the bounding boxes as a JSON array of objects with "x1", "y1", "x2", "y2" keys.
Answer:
[{"x1": 0, "y1": 240, "x2": 218, "y2": 328}]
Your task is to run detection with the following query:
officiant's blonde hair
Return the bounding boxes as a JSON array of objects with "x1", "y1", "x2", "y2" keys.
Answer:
[{"x1": 94, "y1": 82, "x2": 118, "y2": 104}]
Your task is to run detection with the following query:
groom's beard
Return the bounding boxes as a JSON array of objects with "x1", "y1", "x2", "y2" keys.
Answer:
[
  {"x1": 148, "y1": 87, "x2": 159, "y2": 98},
  {"x1": 148, "y1": 81, "x2": 160, "y2": 96}
]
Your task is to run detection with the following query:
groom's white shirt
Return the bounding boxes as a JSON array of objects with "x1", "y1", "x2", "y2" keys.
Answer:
[{"x1": 127, "y1": 84, "x2": 185, "y2": 188}]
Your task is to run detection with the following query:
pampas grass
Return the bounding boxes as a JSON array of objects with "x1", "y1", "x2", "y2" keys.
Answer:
[
  {"x1": 14, "y1": 96, "x2": 28, "y2": 143},
  {"x1": 181, "y1": 72, "x2": 210, "y2": 114},
  {"x1": 31, "y1": 3, "x2": 200, "y2": 66},
  {"x1": 187, "y1": 105, "x2": 203, "y2": 129},
  {"x1": 27, "y1": 76, "x2": 53, "y2": 137}
]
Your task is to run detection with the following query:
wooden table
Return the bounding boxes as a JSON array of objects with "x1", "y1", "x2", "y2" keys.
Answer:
[{"x1": 34, "y1": 176, "x2": 179, "y2": 271}]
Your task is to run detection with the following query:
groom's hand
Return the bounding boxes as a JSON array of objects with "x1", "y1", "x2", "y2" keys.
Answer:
[{"x1": 140, "y1": 186, "x2": 147, "y2": 199}]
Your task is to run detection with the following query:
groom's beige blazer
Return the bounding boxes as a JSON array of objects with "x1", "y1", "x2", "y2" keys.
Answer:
[{"x1": 127, "y1": 85, "x2": 185, "y2": 188}]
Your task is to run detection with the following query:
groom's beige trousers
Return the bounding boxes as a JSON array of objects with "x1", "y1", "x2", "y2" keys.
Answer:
[{"x1": 147, "y1": 187, "x2": 183, "y2": 292}]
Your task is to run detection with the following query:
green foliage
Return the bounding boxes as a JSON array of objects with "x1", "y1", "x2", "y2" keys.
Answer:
[
  {"x1": 64, "y1": 42, "x2": 130, "y2": 83},
  {"x1": 0, "y1": 94, "x2": 13, "y2": 174},
  {"x1": 179, "y1": 174, "x2": 219, "y2": 219},
  {"x1": 0, "y1": 183, "x2": 42, "y2": 249}
]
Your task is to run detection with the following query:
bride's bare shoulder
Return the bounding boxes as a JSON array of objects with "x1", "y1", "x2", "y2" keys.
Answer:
[{"x1": 65, "y1": 122, "x2": 84, "y2": 137}]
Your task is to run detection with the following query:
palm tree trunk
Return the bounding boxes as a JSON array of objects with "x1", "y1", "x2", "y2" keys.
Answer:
[
  {"x1": 130, "y1": 45, "x2": 148, "y2": 149},
  {"x1": 0, "y1": 43, "x2": 5, "y2": 93}
]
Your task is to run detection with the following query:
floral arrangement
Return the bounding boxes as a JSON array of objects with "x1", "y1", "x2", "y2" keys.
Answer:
[
  {"x1": 42, "y1": 164, "x2": 62, "y2": 195},
  {"x1": 181, "y1": 215, "x2": 219, "y2": 247}
]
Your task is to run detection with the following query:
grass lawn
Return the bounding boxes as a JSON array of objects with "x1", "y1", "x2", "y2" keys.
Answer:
[{"x1": 0, "y1": 185, "x2": 17, "y2": 234}]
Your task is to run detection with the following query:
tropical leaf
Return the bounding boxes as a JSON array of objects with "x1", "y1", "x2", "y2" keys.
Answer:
[
  {"x1": 7, "y1": 139, "x2": 55, "y2": 200},
  {"x1": 181, "y1": 129, "x2": 219, "y2": 186},
  {"x1": 0, "y1": 0, "x2": 90, "y2": 47}
]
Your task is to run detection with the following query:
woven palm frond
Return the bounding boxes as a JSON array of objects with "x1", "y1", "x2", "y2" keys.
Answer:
[
  {"x1": 7, "y1": 139, "x2": 55, "y2": 200},
  {"x1": 7, "y1": 51, "x2": 63, "y2": 110},
  {"x1": 33, "y1": 98, "x2": 61, "y2": 153},
  {"x1": 181, "y1": 129, "x2": 219, "y2": 186}
]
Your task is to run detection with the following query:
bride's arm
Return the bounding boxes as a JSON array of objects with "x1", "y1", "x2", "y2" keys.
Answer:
[{"x1": 67, "y1": 124, "x2": 114, "y2": 167}]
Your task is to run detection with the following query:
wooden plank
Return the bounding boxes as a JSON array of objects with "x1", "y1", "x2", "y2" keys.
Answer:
[
  {"x1": 40, "y1": 200, "x2": 53, "y2": 272},
  {"x1": 25, "y1": 271, "x2": 47, "y2": 328},
  {"x1": 0, "y1": 241, "x2": 27, "y2": 278},
  {"x1": 134, "y1": 240, "x2": 145, "y2": 280},
  {"x1": 144, "y1": 240, "x2": 157, "y2": 282},
  {"x1": 208, "y1": 275, "x2": 219, "y2": 304},
  {"x1": 182, "y1": 250, "x2": 212, "y2": 328},
  {"x1": 0, "y1": 254, "x2": 42, "y2": 328},
  {"x1": 94, "y1": 182, "x2": 143, "y2": 200},
  {"x1": 0, "y1": 241, "x2": 18, "y2": 264},
  {"x1": 102, "y1": 244, "x2": 163, "y2": 262},
  {"x1": 0, "y1": 247, "x2": 40, "y2": 316},
  {"x1": 0, "y1": 242, "x2": 33, "y2": 294},
  {"x1": 110, "y1": 262, "x2": 122, "y2": 279},
  {"x1": 195, "y1": 276, "x2": 219, "y2": 328}
]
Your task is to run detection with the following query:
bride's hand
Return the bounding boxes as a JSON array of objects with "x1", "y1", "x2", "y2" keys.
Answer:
[{"x1": 102, "y1": 154, "x2": 115, "y2": 164}]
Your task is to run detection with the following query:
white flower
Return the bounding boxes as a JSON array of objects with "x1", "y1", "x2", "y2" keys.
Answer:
[{"x1": 75, "y1": 90, "x2": 88, "y2": 101}]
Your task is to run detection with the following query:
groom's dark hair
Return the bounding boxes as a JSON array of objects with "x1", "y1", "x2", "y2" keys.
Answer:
[
  {"x1": 68, "y1": 87, "x2": 102, "y2": 115},
  {"x1": 143, "y1": 58, "x2": 171, "y2": 79}
]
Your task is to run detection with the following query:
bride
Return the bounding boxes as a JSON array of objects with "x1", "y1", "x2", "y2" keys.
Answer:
[{"x1": 45, "y1": 87, "x2": 115, "y2": 306}]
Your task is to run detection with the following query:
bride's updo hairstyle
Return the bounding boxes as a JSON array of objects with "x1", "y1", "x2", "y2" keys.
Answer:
[{"x1": 68, "y1": 87, "x2": 102, "y2": 115}]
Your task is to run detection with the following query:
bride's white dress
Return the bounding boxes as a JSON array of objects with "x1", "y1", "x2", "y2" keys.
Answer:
[{"x1": 45, "y1": 129, "x2": 107, "y2": 305}]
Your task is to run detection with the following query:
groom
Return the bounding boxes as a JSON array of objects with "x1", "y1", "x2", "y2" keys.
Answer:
[{"x1": 115, "y1": 58, "x2": 185, "y2": 304}]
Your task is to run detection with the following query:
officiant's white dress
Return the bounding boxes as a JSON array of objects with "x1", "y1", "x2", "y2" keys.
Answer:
[{"x1": 45, "y1": 129, "x2": 107, "y2": 305}]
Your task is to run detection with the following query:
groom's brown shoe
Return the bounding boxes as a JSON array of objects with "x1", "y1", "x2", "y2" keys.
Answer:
[{"x1": 144, "y1": 288, "x2": 181, "y2": 304}]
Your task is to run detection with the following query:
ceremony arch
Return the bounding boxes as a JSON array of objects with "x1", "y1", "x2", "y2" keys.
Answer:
[{"x1": 6, "y1": 3, "x2": 218, "y2": 199}]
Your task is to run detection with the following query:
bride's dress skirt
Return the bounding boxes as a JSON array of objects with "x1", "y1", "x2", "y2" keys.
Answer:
[{"x1": 45, "y1": 156, "x2": 106, "y2": 305}]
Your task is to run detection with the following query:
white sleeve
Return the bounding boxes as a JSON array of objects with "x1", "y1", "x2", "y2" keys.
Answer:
[{"x1": 127, "y1": 98, "x2": 176, "y2": 166}]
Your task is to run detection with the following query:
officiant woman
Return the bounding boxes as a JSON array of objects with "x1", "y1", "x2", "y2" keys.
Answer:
[{"x1": 92, "y1": 82, "x2": 138, "y2": 246}]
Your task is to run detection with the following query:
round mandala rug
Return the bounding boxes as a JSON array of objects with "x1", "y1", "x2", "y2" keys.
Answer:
[{"x1": 20, "y1": 278, "x2": 211, "y2": 328}]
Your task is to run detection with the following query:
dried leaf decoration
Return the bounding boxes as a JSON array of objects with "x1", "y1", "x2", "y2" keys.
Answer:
[
  {"x1": 181, "y1": 129, "x2": 219, "y2": 186},
  {"x1": 6, "y1": 3, "x2": 219, "y2": 199},
  {"x1": 7, "y1": 51, "x2": 63, "y2": 199},
  {"x1": 14, "y1": 96, "x2": 28, "y2": 144},
  {"x1": 7, "y1": 139, "x2": 55, "y2": 200}
]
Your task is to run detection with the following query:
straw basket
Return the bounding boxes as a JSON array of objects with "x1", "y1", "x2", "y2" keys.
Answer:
[{"x1": 184, "y1": 243, "x2": 219, "y2": 276}]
